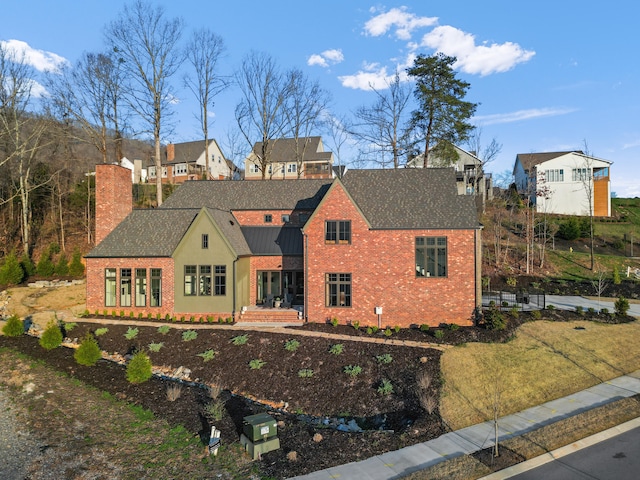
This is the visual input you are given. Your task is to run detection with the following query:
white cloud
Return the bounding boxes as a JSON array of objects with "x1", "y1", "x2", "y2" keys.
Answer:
[
  {"x1": 364, "y1": 7, "x2": 437, "y2": 40},
  {"x1": 421, "y1": 26, "x2": 535, "y2": 76},
  {"x1": 307, "y1": 49, "x2": 344, "y2": 68},
  {"x1": 1, "y1": 39, "x2": 69, "y2": 73},
  {"x1": 473, "y1": 107, "x2": 576, "y2": 126}
]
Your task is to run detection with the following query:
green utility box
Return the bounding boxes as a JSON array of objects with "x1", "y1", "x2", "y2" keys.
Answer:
[
  {"x1": 242, "y1": 413, "x2": 278, "y2": 442},
  {"x1": 240, "y1": 413, "x2": 280, "y2": 460}
]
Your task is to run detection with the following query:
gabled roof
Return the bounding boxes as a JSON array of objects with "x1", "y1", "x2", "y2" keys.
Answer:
[
  {"x1": 340, "y1": 168, "x2": 479, "y2": 229},
  {"x1": 86, "y1": 209, "x2": 199, "y2": 258},
  {"x1": 241, "y1": 226, "x2": 303, "y2": 255},
  {"x1": 205, "y1": 208, "x2": 251, "y2": 256},
  {"x1": 170, "y1": 139, "x2": 221, "y2": 163},
  {"x1": 251, "y1": 136, "x2": 332, "y2": 163},
  {"x1": 516, "y1": 151, "x2": 582, "y2": 172},
  {"x1": 160, "y1": 178, "x2": 333, "y2": 211}
]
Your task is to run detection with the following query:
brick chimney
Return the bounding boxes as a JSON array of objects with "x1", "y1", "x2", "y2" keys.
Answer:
[
  {"x1": 95, "y1": 164, "x2": 132, "y2": 245},
  {"x1": 166, "y1": 143, "x2": 175, "y2": 162}
]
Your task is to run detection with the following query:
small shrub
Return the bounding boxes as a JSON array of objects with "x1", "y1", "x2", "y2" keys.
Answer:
[
  {"x1": 588, "y1": 307, "x2": 596, "y2": 314},
  {"x1": 124, "y1": 327, "x2": 139, "y2": 340},
  {"x1": 147, "y1": 313, "x2": 152, "y2": 320},
  {"x1": 249, "y1": 359, "x2": 265, "y2": 370},
  {"x1": 366, "y1": 327, "x2": 373, "y2": 334},
  {"x1": 448, "y1": 323, "x2": 460, "y2": 331},
  {"x1": 2, "y1": 314, "x2": 24, "y2": 337},
  {"x1": 613, "y1": 267, "x2": 621, "y2": 285},
  {"x1": 64, "y1": 321, "x2": 77, "y2": 332},
  {"x1": 377, "y1": 379, "x2": 394, "y2": 396},
  {"x1": 148, "y1": 342, "x2": 164, "y2": 352},
  {"x1": 434, "y1": 329, "x2": 445, "y2": 339},
  {"x1": 376, "y1": 353, "x2": 393, "y2": 364},
  {"x1": 126, "y1": 351, "x2": 153, "y2": 383},
  {"x1": 182, "y1": 330, "x2": 198, "y2": 341},
  {"x1": 393, "y1": 325, "x2": 401, "y2": 333},
  {"x1": 329, "y1": 343, "x2": 344, "y2": 355},
  {"x1": 352, "y1": 320, "x2": 360, "y2": 330},
  {"x1": 600, "y1": 307, "x2": 610, "y2": 315},
  {"x1": 615, "y1": 296, "x2": 630, "y2": 316},
  {"x1": 344, "y1": 365, "x2": 362, "y2": 377},
  {"x1": 166, "y1": 383, "x2": 182, "y2": 402},
  {"x1": 164, "y1": 314, "x2": 171, "y2": 321},
  {"x1": 119, "y1": 311, "x2": 125, "y2": 318},
  {"x1": 197, "y1": 349, "x2": 217, "y2": 362},
  {"x1": 330, "y1": 317, "x2": 339, "y2": 327},
  {"x1": 231, "y1": 334, "x2": 248, "y2": 345},
  {"x1": 546, "y1": 304, "x2": 556, "y2": 310},
  {"x1": 137, "y1": 312, "x2": 143, "y2": 319},
  {"x1": 226, "y1": 317, "x2": 233, "y2": 324},
  {"x1": 484, "y1": 307, "x2": 506, "y2": 330},
  {"x1": 531, "y1": 310, "x2": 542, "y2": 320},
  {"x1": 39, "y1": 320, "x2": 63, "y2": 350},
  {"x1": 419, "y1": 324, "x2": 430, "y2": 333},
  {"x1": 74, "y1": 334, "x2": 102, "y2": 366},
  {"x1": 298, "y1": 369, "x2": 314, "y2": 378},
  {"x1": 506, "y1": 277, "x2": 517, "y2": 287},
  {"x1": 284, "y1": 339, "x2": 301, "y2": 352},
  {"x1": 204, "y1": 399, "x2": 225, "y2": 421},
  {"x1": 95, "y1": 327, "x2": 109, "y2": 336},
  {"x1": 157, "y1": 325, "x2": 170, "y2": 334},
  {"x1": 371, "y1": 326, "x2": 379, "y2": 334},
  {"x1": 383, "y1": 327, "x2": 392, "y2": 337},
  {"x1": 575, "y1": 305, "x2": 584, "y2": 315}
]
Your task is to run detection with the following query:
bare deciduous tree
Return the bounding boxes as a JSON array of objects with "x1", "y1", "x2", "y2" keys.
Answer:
[
  {"x1": 105, "y1": 0, "x2": 184, "y2": 205},
  {"x1": 350, "y1": 70, "x2": 412, "y2": 168},
  {"x1": 284, "y1": 68, "x2": 331, "y2": 177},
  {"x1": 235, "y1": 51, "x2": 290, "y2": 179},
  {"x1": 323, "y1": 113, "x2": 352, "y2": 178},
  {"x1": 184, "y1": 28, "x2": 228, "y2": 179}
]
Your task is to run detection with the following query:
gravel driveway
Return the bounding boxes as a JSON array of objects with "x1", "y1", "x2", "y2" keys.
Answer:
[{"x1": 0, "y1": 387, "x2": 39, "y2": 480}]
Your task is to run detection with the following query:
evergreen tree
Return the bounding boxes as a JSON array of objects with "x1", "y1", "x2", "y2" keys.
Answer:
[
  {"x1": 69, "y1": 249, "x2": 85, "y2": 277},
  {"x1": 20, "y1": 253, "x2": 36, "y2": 277},
  {"x1": 0, "y1": 250, "x2": 24, "y2": 286},
  {"x1": 54, "y1": 253, "x2": 69, "y2": 276},
  {"x1": 407, "y1": 53, "x2": 477, "y2": 167},
  {"x1": 36, "y1": 248, "x2": 55, "y2": 277}
]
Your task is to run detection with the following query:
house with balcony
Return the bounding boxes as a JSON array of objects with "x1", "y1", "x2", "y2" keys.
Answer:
[
  {"x1": 147, "y1": 139, "x2": 239, "y2": 184},
  {"x1": 513, "y1": 151, "x2": 612, "y2": 216},
  {"x1": 86, "y1": 164, "x2": 481, "y2": 328}
]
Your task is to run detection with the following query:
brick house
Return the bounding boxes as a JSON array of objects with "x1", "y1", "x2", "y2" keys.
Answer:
[{"x1": 85, "y1": 164, "x2": 482, "y2": 327}]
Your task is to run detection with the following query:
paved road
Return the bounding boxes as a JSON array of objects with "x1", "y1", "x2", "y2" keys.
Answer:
[{"x1": 507, "y1": 425, "x2": 640, "y2": 480}]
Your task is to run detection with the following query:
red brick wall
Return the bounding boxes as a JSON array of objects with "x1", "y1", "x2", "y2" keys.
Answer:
[
  {"x1": 95, "y1": 164, "x2": 132, "y2": 245},
  {"x1": 86, "y1": 257, "x2": 175, "y2": 317},
  {"x1": 304, "y1": 183, "x2": 478, "y2": 328}
]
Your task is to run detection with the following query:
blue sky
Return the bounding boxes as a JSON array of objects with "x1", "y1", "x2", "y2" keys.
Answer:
[{"x1": 3, "y1": 1, "x2": 639, "y2": 197}]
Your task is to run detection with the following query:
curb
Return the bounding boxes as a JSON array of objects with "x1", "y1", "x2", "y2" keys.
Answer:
[{"x1": 478, "y1": 416, "x2": 640, "y2": 479}]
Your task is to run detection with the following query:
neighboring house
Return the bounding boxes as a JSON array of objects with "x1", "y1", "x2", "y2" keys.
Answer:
[
  {"x1": 244, "y1": 136, "x2": 334, "y2": 180},
  {"x1": 86, "y1": 164, "x2": 481, "y2": 327},
  {"x1": 120, "y1": 157, "x2": 147, "y2": 184},
  {"x1": 513, "y1": 151, "x2": 612, "y2": 217},
  {"x1": 148, "y1": 139, "x2": 239, "y2": 183},
  {"x1": 406, "y1": 144, "x2": 493, "y2": 211}
]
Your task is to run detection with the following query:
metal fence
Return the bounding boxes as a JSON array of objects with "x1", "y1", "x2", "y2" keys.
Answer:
[{"x1": 482, "y1": 291, "x2": 546, "y2": 311}]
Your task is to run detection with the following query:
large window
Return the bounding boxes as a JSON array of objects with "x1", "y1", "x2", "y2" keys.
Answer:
[
  {"x1": 326, "y1": 273, "x2": 351, "y2": 307},
  {"x1": 105, "y1": 268, "x2": 116, "y2": 307},
  {"x1": 214, "y1": 265, "x2": 226, "y2": 296},
  {"x1": 325, "y1": 220, "x2": 351, "y2": 244},
  {"x1": 150, "y1": 269, "x2": 161, "y2": 307},
  {"x1": 135, "y1": 268, "x2": 146, "y2": 307},
  {"x1": 199, "y1": 265, "x2": 212, "y2": 295},
  {"x1": 572, "y1": 168, "x2": 590, "y2": 182},
  {"x1": 415, "y1": 237, "x2": 447, "y2": 278},
  {"x1": 184, "y1": 265, "x2": 197, "y2": 295},
  {"x1": 546, "y1": 169, "x2": 564, "y2": 182},
  {"x1": 120, "y1": 268, "x2": 132, "y2": 307}
]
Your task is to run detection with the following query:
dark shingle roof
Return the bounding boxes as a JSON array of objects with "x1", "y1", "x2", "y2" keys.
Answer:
[
  {"x1": 252, "y1": 136, "x2": 331, "y2": 162},
  {"x1": 86, "y1": 209, "x2": 198, "y2": 258},
  {"x1": 206, "y1": 208, "x2": 251, "y2": 256},
  {"x1": 160, "y1": 179, "x2": 333, "y2": 211},
  {"x1": 241, "y1": 226, "x2": 303, "y2": 255},
  {"x1": 516, "y1": 151, "x2": 582, "y2": 172},
  {"x1": 340, "y1": 168, "x2": 479, "y2": 229}
]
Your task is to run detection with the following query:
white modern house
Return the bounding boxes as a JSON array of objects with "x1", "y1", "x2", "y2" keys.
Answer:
[
  {"x1": 513, "y1": 151, "x2": 612, "y2": 217},
  {"x1": 120, "y1": 157, "x2": 147, "y2": 184}
]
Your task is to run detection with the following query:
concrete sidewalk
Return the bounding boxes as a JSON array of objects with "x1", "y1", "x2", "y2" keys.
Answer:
[
  {"x1": 545, "y1": 295, "x2": 640, "y2": 317},
  {"x1": 289, "y1": 370, "x2": 640, "y2": 480}
]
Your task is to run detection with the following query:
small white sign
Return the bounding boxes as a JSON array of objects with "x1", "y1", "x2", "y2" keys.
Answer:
[
  {"x1": 260, "y1": 426, "x2": 270, "y2": 435},
  {"x1": 374, "y1": 307, "x2": 382, "y2": 315}
]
